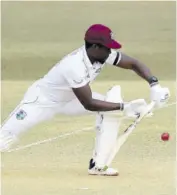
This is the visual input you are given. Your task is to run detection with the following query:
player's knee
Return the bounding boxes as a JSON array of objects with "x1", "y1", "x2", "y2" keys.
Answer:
[
  {"x1": 106, "y1": 85, "x2": 123, "y2": 103},
  {"x1": 92, "y1": 92, "x2": 105, "y2": 101},
  {"x1": 95, "y1": 85, "x2": 123, "y2": 129}
]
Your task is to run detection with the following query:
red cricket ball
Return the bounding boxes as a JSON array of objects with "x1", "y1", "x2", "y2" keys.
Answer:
[{"x1": 161, "y1": 132, "x2": 170, "y2": 141}]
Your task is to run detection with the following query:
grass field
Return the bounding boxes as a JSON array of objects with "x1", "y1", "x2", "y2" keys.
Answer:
[
  {"x1": 1, "y1": 1, "x2": 176, "y2": 195},
  {"x1": 1, "y1": 80, "x2": 176, "y2": 195},
  {"x1": 2, "y1": 1, "x2": 175, "y2": 81}
]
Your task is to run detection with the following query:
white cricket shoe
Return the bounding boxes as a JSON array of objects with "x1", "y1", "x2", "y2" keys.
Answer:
[
  {"x1": 88, "y1": 166, "x2": 119, "y2": 176},
  {"x1": 88, "y1": 159, "x2": 119, "y2": 176}
]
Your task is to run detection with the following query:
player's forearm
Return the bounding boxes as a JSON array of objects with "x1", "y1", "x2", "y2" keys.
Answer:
[
  {"x1": 84, "y1": 99, "x2": 123, "y2": 112},
  {"x1": 117, "y1": 54, "x2": 159, "y2": 85},
  {"x1": 131, "y1": 61, "x2": 158, "y2": 85}
]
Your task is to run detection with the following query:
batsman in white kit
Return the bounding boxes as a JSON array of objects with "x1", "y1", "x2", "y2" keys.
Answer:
[{"x1": 0, "y1": 24, "x2": 170, "y2": 176}]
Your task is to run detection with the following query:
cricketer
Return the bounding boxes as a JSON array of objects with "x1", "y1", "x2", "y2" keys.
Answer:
[{"x1": 0, "y1": 24, "x2": 170, "y2": 176}]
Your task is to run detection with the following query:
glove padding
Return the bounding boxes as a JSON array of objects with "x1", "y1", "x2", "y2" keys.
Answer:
[
  {"x1": 124, "y1": 99, "x2": 153, "y2": 118},
  {"x1": 150, "y1": 84, "x2": 170, "y2": 108}
]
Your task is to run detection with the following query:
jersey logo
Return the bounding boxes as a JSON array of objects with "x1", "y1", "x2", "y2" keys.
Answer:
[{"x1": 16, "y1": 110, "x2": 27, "y2": 120}]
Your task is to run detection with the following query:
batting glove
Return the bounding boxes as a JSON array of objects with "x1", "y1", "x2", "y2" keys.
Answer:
[
  {"x1": 123, "y1": 99, "x2": 151, "y2": 118},
  {"x1": 150, "y1": 84, "x2": 170, "y2": 108}
]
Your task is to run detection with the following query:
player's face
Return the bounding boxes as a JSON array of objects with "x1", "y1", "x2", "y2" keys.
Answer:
[{"x1": 95, "y1": 45, "x2": 111, "y2": 63}]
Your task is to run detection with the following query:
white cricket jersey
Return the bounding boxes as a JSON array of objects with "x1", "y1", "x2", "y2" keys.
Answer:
[{"x1": 36, "y1": 45, "x2": 121, "y2": 102}]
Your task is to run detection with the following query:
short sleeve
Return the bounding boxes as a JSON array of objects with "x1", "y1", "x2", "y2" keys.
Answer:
[
  {"x1": 106, "y1": 49, "x2": 122, "y2": 66},
  {"x1": 63, "y1": 68, "x2": 88, "y2": 88}
]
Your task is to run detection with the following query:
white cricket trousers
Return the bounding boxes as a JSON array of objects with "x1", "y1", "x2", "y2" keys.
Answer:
[
  {"x1": 1, "y1": 82, "x2": 105, "y2": 137},
  {"x1": 1, "y1": 83, "x2": 124, "y2": 168}
]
